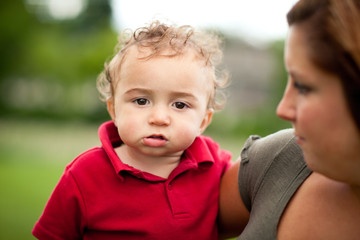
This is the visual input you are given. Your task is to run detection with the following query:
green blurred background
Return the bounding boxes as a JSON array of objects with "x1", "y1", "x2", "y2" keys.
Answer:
[{"x1": 0, "y1": 0, "x2": 291, "y2": 239}]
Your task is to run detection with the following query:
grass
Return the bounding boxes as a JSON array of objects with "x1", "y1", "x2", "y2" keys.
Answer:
[
  {"x1": 0, "y1": 161, "x2": 61, "y2": 239},
  {"x1": 0, "y1": 118, "x2": 100, "y2": 240},
  {"x1": 0, "y1": 118, "x2": 245, "y2": 239}
]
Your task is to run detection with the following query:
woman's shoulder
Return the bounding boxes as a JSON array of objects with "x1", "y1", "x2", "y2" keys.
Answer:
[
  {"x1": 278, "y1": 173, "x2": 360, "y2": 240},
  {"x1": 238, "y1": 128, "x2": 309, "y2": 211},
  {"x1": 242, "y1": 129, "x2": 296, "y2": 161},
  {"x1": 237, "y1": 129, "x2": 311, "y2": 239},
  {"x1": 240, "y1": 128, "x2": 300, "y2": 175}
]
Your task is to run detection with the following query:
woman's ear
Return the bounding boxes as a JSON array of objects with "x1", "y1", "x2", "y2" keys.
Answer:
[
  {"x1": 107, "y1": 98, "x2": 116, "y2": 121},
  {"x1": 199, "y1": 109, "x2": 214, "y2": 134}
]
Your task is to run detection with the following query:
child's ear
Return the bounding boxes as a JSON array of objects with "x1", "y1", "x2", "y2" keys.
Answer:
[
  {"x1": 199, "y1": 109, "x2": 214, "y2": 134},
  {"x1": 107, "y1": 98, "x2": 116, "y2": 121}
]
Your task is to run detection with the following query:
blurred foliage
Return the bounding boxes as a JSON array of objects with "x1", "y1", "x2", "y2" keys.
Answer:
[
  {"x1": 0, "y1": 2, "x2": 292, "y2": 239},
  {"x1": 206, "y1": 39, "x2": 291, "y2": 138},
  {"x1": 268, "y1": 39, "x2": 288, "y2": 107},
  {"x1": 0, "y1": 0, "x2": 117, "y2": 122},
  {"x1": 0, "y1": 0, "x2": 290, "y2": 136}
]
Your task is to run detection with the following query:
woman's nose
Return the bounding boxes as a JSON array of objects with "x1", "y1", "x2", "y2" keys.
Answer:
[
  {"x1": 148, "y1": 105, "x2": 171, "y2": 126},
  {"x1": 276, "y1": 82, "x2": 296, "y2": 122}
]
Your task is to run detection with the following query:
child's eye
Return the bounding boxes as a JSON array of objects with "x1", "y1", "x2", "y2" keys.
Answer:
[
  {"x1": 134, "y1": 98, "x2": 149, "y2": 105},
  {"x1": 173, "y1": 102, "x2": 188, "y2": 109},
  {"x1": 294, "y1": 81, "x2": 312, "y2": 95}
]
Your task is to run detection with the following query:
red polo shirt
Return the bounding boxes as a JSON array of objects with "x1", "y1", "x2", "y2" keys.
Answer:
[{"x1": 32, "y1": 121, "x2": 232, "y2": 240}]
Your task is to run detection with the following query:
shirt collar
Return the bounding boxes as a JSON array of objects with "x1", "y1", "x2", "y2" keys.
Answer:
[{"x1": 98, "y1": 121, "x2": 215, "y2": 180}]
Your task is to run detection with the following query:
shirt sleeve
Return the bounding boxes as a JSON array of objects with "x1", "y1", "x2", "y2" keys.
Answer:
[
  {"x1": 238, "y1": 129, "x2": 299, "y2": 211},
  {"x1": 32, "y1": 168, "x2": 86, "y2": 240}
]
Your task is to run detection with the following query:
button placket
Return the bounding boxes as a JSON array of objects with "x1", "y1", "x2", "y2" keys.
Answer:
[{"x1": 165, "y1": 180, "x2": 190, "y2": 218}]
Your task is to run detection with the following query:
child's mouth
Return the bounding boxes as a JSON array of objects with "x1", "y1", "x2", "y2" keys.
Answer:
[
  {"x1": 149, "y1": 135, "x2": 165, "y2": 140},
  {"x1": 143, "y1": 135, "x2": 168, "y2": 147}
]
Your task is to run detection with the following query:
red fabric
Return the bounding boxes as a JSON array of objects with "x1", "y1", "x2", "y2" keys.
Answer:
[{"x1": 32, "y1": 121, "x2": 232, "y2": 240}]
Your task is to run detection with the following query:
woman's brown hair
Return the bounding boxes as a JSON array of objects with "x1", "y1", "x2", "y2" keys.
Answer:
[{"x1": 287, "y1": 0, "x2": 360, "y2": 129}]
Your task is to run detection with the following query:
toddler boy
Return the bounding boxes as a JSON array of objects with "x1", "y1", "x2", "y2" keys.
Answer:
[{"x1": 33, "y1": 20, "x2": 232, "y2": 240}]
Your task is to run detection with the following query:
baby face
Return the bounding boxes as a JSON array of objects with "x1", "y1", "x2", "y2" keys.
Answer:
[{"x1": 108, "y1": 46, "x2": 213, "y2": 158}]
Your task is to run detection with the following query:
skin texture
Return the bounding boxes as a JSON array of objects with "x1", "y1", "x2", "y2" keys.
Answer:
[
  {"x1": 276, "y1": 24, "x2": 360, "y2": 240},
  {"x1": 107, "y1": 46, "x2": 213, "y2": 178},
  {"x1": 277, "y1": 25, "x2": 360, "y2": 186}
]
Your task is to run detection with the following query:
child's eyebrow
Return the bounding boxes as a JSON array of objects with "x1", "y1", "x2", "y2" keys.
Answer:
[
  {"x1": 170, "y1": 92, "x2": 198, "y2": 100},
  {"x1": 124, "y1": 88, "x2": 151, "y2": 95},
  {"x1": 124, "y1": 88, "x2": 199, "y2": 101}
]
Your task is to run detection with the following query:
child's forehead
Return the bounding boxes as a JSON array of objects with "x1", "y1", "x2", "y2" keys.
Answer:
[
  {"x1": 119, "y1": 45, "x2": 214, "y2": 84},
  {"x1": 124, "y1": 45, "x2": 206, "y2": 64}
]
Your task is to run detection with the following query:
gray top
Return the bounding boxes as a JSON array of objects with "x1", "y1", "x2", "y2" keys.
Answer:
[{"x1": 238, "y1": 129, "x2": 312, "y2": 240}]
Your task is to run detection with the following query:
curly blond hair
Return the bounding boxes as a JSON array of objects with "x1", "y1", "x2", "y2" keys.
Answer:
[{"x1": 96, "y1": 20, "x2": 228, "y2": 110}]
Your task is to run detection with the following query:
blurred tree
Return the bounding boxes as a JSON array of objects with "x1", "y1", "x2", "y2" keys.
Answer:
[
  {"x1": 0, "y1": 0, "x2": 38, "y2": 80},
  {"x1": 0, "y1": 0, "x2": 117, "y2": 121},
  {"x1": 268, "y1": 39, "x2": 287, "y2": 106}
]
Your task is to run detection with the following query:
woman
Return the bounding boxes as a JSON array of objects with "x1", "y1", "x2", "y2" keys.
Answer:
[{"x1": 219, "y1": 0, "x2": 360, "y2": 239}]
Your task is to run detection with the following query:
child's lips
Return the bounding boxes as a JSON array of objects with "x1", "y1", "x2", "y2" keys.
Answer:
[{"x1": 143, "y1": 135, "x2": 168, "y2": 147}]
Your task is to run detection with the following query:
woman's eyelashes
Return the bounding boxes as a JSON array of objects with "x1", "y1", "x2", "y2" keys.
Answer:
[{"x1": 293, "y1": 81, "x2": 313, "y2": 95}]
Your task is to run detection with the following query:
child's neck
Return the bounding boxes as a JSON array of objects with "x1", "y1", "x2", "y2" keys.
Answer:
[{"x1": 114, "y1": 145, "x2": 182, "y2": 179}]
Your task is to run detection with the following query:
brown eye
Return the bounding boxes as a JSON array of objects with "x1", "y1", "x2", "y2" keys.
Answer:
[
  {"x1": 135, "y1": 98, "x2": 149, "y2": 105},
  {"x1": 173, "y1": 102, "x2": 188, "y2": 109}
]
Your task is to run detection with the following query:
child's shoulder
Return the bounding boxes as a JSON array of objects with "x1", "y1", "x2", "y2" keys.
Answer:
[{"x1": 65, "y1": 146, "x2": 108, "y2": 173}]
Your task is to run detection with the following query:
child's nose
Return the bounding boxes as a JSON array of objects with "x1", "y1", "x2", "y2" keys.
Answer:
[{"x1": 148, "y1": 106, "x2": 171, "y2": 126}]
